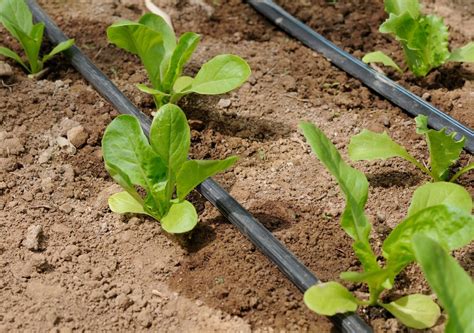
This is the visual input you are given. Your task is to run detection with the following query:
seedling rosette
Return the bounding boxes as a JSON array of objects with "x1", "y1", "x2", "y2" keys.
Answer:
[
  {"x1": 363, "y1": 0, "x2": 474, "y2": 76},
  {"x1": 299, "y1": 121, "x2": 474, "y2": 330},
  {"x1": 106, "y1": 13, "x2": 251, "y2": 108},
  {"x1": 0, "y1": 0, "x2": 74, "y2": 74},
  {"x1": 348, "y1": 115, "x2": 473, "y2": 182},
  {"x1": 102, "y1": 104, "x2": 237, "y2": 233}
]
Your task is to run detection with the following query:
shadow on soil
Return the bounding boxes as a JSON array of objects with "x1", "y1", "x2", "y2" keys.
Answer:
[{"x1": 367, "y1": 171, "x2": 422, "y2": 188}]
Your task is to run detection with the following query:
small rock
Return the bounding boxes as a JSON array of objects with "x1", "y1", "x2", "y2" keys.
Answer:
[
  {"x1": 421, "y1": 92, "x2": 431, "y2": 101},
  {"x1": 67, "y1": 126, "x2": 88, "y2": 148},
  {"x1": 281, "y1": 75, "x2": 297, "y2": 92},
  {"x1": 1, "y1": 137, "x2": 24, "y2": 156},
  {"x1": 382, "y1": 116, "x2": 391, "y2": 127},
  {"x1": 188, "y1": 119, "x2": 205, "y2": 131},
  {"x1": 56, "y1": 137, "x2": 76, "y2": 155},
  {"x1": 0, "y1": 61, "x2": 13, "y2": 77},
  {"x1": 217, "y1": 98, "x2": 232, "y2": 108},
  {"x1": 116, "y1": 293, "x2": 133, "y2": 310},
  {"x1": 59, "y1": 118, "x2": 80, "y2": 136},
  {"x1": 38, "y1": 148, "x2": 53, "y2": 164},
  {"x1": 137, "y1": 310, "x2": 152, "y2": 328},
  {"x1": 59, "y1": 203, "x2": 73, "y2": 214},
  {"x1": 41, "y1": 177, "x2": 54, "y2": 194},
  {"x1": 22, "y1": 225, "x2": 45, "y2": 251}
]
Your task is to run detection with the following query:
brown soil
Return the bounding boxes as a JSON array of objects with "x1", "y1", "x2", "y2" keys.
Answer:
[
  {"x1": 0, "y1": 0, "x2": 472, "y2": 332},
  {"x1": 277, "y1": 0, "x2": 474, "y2": 128}
]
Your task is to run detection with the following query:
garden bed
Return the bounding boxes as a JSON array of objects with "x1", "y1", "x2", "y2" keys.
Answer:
[{"x1": 0, "y1": 0, "x2": 472, "y2": 332}]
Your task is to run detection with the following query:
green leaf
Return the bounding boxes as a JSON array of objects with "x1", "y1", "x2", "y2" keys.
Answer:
[
  {"x1": 407, "y1": 182, "x2": 472, "y2": 217},
  {"x1": 449, "y1": 42, "x2": 474, "y2": 62},
  {"x1": 108, "y1": 191, "x2": 148, "y2": 215},
  {"x1": 176, "y1": 157, "x2": 238, "y2": 200},
  {"x1": 42, "y1": 38, "x2": 74, "y2": 63},
  {"x1": 102, "y1": 115, "x2": 169, "y2": 217},
  {"x1": 104, "y1": 162, "x2": 143, "y2": 204},
  {"x1": 0, "y1": 46, "x2": 28, "y2": 70},
  {"x1": 138, "y1": 13, "x2": 176, "y2": 54},
  {"x1": 299, "y1": 122, "x2": 379, "y2": 272},
  {"x1": 362, "y1": 51, "x2": 403, "y2": 73},
  {"x1": 450, "y1": 162, "x2": 474, "y2": 182},
  {"x1": 173, "y1": 75, "x2": 194, "y2": 93},
  {"x1": 413, "y1": 234, "x2": 474, "y2": 333},
  {"x1": 0, "y1": 0, "x2": 33, "y2": 37},
  {"x1": 107, "y1": 20, "x2": 166, "y2": 89},
  {"x1": 380, "y1": 13, "x2": 450, "y2": 77},
  {"x1": 304, "y1": 282, "x2": 358, "y2": 316},
  {"x1": 416, "y1": 115, "x2": 465, "y2": 181},
  {"x1": 186, "y1": 54, "x2": 251, "y2": 95},
  {"x1": 161, "y1": 32, "x2": 200, "y2": 92},
  {"x1": 383, "y1": 205, "x2": 474, "y2": 274},
  {"x1": 138, "y1": 13, "x2": 176, "y2": 81},
  {"x1": 161, "y1": 200, "x2": 198, "y2": 233},
  {"x1": 384, "y1": 0, "x2": 420, "y2": 18},
  {"x1": 136, "y1": 84, "x2": 169, "y2": 97},
  {"x1": 348, "y1": 130, "x2": 426, "y2": 173},
  {"x1": 381, "y1": 294, "x2": 440, "y2": 329},
  {"x1": 149, "y1": 104, "x2": 190, "y2": 175},
  {"x1": 340, "y1": 269, "x2": 393, "y2": 290}
]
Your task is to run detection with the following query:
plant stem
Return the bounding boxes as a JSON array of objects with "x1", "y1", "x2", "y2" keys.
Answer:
[{"x1": 449, "y1": 163, "x2": 474, "y2": 182}]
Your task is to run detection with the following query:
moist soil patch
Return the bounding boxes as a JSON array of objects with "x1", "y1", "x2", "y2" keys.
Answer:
[{"x1": 0, "y1": 0, "x2": 472, "y2": 332}]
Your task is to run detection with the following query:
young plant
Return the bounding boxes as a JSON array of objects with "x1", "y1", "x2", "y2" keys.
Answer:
[
  {"x1": 363, "y1": 0, "x2": 474, "y2": 77},
  {"x1": 299, "y1": 121, "x2": 473, "y2": 329},
  {"x1": 106, "y1": 13, "x2": 251, "y2": 108},
  {"x1": 102, "y1": 104, "x2": 237, "y2": 233},
  {"x1": 0, "y1": 0, "x2": 74, "y2": 74},
  {"x1": 412, "y1": 234, "x2": 474, "y2": 333},
  {"x1": 348, "y1": 115, "x2": 473, "y2": 182}
]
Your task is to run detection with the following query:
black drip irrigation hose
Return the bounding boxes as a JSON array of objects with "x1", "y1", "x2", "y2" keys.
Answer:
[
  {"x1": 246, "y1": 0, "x2": 474, "y2": 154},
  {"x1": 26, "y1": 1, "x2": 372, "y2": 332}
]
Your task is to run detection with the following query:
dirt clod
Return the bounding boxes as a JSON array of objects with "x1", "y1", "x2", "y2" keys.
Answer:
[
  {"x1": 67, "y1": 125, "x2": 89, "y2": 148},
  {"x1": 22, "y1": 225, "x2": 45, "y2": 251}
]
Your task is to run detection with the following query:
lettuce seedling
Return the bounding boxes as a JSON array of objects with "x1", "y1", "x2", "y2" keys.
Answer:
[
  {"x1": 362, "y1": 0, "x2": 474, "y2": 77},
  {"x1": 299, "y1": 121, "x2": 473, "y2": 329},
  {"x1": 349, "y1": 115, "x2": 472, "y2": 182},
  {"x1": 106, "y1": 13, "x2": 251, "y2": 108},
  {"x1": 412, "y1": 234, "x2": 474, "y2": 333},
  {"x1": 0, "y1": 0, "x2": 74, "y2": 74},
  {"x1": 102, "y1": 104, "x2": 237, "y2": 233}
]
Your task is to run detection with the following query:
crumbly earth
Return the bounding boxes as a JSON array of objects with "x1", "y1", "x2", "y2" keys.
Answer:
[{"x1": 0, "y1": 0, "x2": 472, "y2": 332}]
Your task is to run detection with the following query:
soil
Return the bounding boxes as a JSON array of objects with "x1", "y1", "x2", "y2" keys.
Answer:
[{"x1": 0, "y1": 0, "x2": 472, "y2": 332}]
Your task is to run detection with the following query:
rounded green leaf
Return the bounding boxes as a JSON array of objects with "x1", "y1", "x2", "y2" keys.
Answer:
[
  {"x1": 187, "y1": 54, "x2": 251, "y2": 95},
  {"x1": 382, "y1": 294, "x2": 440, "y2": 329},
  {"x1": 108, "y1": 191, "x2": 147, "y2": 215},
  {"x1": 303, "y1": 282, "x2": 358, "y2": 316},
  {"x1": 408, "y1": 182, "x2": 472, "y2": 217},
  {"x1": 150, "y1": 104, "x2": 190, "y2": 175},
  {"x1": 362, "y1": 51, "x2": 402, "y2": 73},
  {"x1": 160, "y1": 200, "x2": 197, "y2": 234}
]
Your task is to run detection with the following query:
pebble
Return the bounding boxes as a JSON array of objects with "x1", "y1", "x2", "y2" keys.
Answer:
[
  {"x1": 281, "y1": 75, "x2": 297, "y2": 92},
  {"x1": 59, "y1": 118, "x2": 80, "y2": 136},
  {"x1": 38, "y1": 148, "x2": 53, "y2": 164},
  {"x1": 137, "y1": 310, "x2": 152, "y2": 328},
  {"x1": 0, "y1": 61, "x2": 13, "y2": 77},
  {"x1": 56, "y1": 136, "x2": 76, "y2": 154},
  {"x1": 116, "y1": 293, "x2": 133, "y2": 309},
  {"x1": 22, "y1": 225, "x2": 44, "y2": 251},
  {"x1": 421, "y1": 92, "x2": 431, "y2": 101},
  {"x1": 1, "y1": 136, "x2": 24, "y2": 157},
  {"x1": 67, "y1": 126, "x2": 89, "y2": 148},
  {"x1": 217, "y1": 98, "x2": 232, "y2": 108}
]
